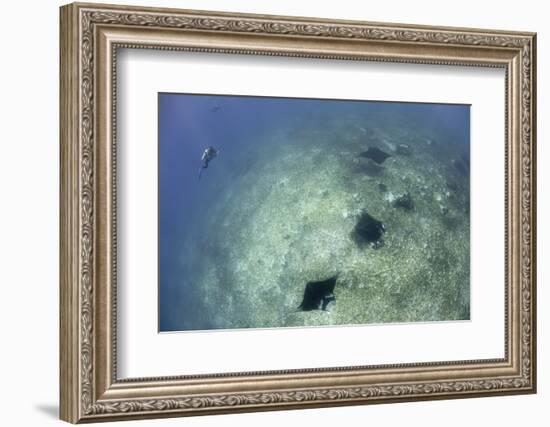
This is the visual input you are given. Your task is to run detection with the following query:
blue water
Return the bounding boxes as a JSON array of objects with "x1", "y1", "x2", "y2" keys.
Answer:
[{"x1": 158, "y1": 93, "x2": 470, "y2": 332}]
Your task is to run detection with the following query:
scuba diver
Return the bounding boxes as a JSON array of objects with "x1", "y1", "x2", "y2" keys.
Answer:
[{"x1": 198, "y1": 146, "x2": 219, "y2": 179}]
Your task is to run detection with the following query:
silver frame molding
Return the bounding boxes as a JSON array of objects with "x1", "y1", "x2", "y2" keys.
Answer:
[{"x1": 60, "y1": 2, "x2": 537, "y2": 423}]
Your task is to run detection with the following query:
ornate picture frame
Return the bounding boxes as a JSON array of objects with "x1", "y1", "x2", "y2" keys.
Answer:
[{"x1": 60, "y1": 2, "x2": 536, "y2": 423}]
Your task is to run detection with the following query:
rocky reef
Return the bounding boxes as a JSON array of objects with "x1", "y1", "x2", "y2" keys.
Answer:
[{"x1": 180, "y1": 111, "x2": 470, "y2": 330}]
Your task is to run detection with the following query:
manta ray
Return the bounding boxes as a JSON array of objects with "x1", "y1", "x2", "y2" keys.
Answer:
[
  {"x1": 352, "y1": 211, "x2": 386, "y2": 248},
  {"x1": 298, "y1": 276, "x2": 338, "y2": 311},
  {"x1": 358, "y1": 147, "x2": 391, "y2": 164}
]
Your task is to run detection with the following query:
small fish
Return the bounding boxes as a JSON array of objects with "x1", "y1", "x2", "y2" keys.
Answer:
[{"x1": 396, "y1": 144, "x2": 411, "y2": 156}]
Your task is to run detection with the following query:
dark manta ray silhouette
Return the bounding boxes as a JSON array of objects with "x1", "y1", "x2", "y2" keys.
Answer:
[
  {"x1": 352, "y1": 211, "x2": 386, "y2": 248},
  {"x1": 358, "y1": 147, "x2": 391, "y2": 164},
  {"x1": 298, "y1": 276, "x2": 338, "y2": 311}
]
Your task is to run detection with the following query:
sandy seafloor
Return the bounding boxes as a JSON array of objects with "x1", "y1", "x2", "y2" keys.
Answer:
[{"x1": 158, "y1": 94, "x2": 470, "y2": 332}]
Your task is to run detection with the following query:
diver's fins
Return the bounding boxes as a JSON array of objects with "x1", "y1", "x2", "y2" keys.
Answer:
[{"x1": 198, "y1": 167, "x2": 203, "y2": 180}]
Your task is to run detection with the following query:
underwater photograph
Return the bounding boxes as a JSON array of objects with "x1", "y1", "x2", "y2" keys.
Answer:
[{"x1": 158, "y1": 93, "x2": 470, "y2": 332}]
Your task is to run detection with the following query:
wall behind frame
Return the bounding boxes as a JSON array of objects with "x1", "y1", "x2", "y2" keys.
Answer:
[{"x1": 0, "y1": 0, "x2": 544, "y2": 426}]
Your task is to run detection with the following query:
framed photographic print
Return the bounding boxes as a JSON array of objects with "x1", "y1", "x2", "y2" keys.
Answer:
[{"x1": 60, "y1": 2, "x2": 537, "y2": 423}]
